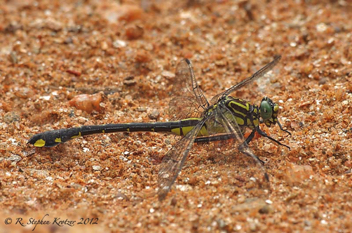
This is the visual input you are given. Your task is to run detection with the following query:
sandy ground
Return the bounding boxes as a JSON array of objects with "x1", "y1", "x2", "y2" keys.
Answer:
[{"x1": 1, "y1": 0, "x2": 352, "y2": 232}]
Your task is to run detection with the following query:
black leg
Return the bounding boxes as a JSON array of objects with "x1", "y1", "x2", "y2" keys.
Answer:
[
  {"x1": 245, "y1": 129, "x2": 256, "y2": 145},
  {"x1": 277, "y1": 120, "x2": 291, "y2": 136},
  {"x1": 238, "y1": 143, "x2": 265, "y2": 165},
  {"x1": 240, "y1": 129, "x2": 265, "y2": 165},
  {"x1": 256, "y1": 127, "x2": 290, "y2": 150}
]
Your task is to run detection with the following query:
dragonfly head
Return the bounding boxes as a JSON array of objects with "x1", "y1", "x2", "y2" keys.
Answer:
[
  {"x1": 260, "y1": 97, "x2": 280, "y2": 127},
  {"x1": 260, "y1": 96, "x2": 291, "y2": 137}
]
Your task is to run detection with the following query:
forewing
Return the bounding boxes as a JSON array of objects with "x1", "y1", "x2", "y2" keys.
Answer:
[
  {"x1": 214, "y1": 105, "x2": 270, "y2": 195},
  {"x1": 157, "y1": 117, "x2": 207, "y2": 201},
  {"x1": 194, "y1": 104, "x2": 270, "y2": 198},
  {"x1": 210, "y1": 55, "x2": 281, "y2": 104}
]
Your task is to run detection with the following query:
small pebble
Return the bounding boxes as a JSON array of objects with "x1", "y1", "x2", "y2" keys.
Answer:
[
  {"x1": 69, "y1": 93, "x2": 104, "y2": 114},
  {"x1": 148, "y1": 109, "x2": 160, "y2": 120}
]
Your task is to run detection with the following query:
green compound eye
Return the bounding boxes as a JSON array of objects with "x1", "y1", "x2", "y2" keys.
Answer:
[{"x1": 260, "y1": 100, "x2": 273, "y2": 120}]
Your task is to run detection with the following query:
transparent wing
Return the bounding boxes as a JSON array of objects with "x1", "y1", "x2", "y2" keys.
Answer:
[
  {"x1": 157, "y1": 116, "x2": 208, "y2": 201},
  {"x1": 193, "y1": 102, "x2": 270, "y2": 195},
  {"x1": 169, "y1": 96, "x2": 203, "y2": 120},
  {"x1": 211, "y1": 55, "x2": 281, "y2": 104},
  {"x1": 169, "y1": 59, "x2": 209, "y2": 120},
  {"x1": 213, "y1": 104, "x2": 270, "y2": 193}
]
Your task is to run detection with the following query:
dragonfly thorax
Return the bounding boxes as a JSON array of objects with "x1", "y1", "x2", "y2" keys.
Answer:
[
  {"x1": 222, "y1": 96, "x2": 261, "y2": 129},
  {"x1": 221, "y1": 96, "x2": 282, "y2": 130}
]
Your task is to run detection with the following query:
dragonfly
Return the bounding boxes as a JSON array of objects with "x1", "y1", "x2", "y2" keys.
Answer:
[{"x1": 28, "y1": 55, "x2": 291, "y2": 201}]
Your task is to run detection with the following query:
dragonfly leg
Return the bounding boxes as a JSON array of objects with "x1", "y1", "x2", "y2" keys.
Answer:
[
  {"x1": 277, "y1": 120, "x2": 292, "y2": 136},
  {"x1": 244, "y1": 129, "x2": 256, "y2": 145},
  {"x1": 256, "y1": 127, "x2": 290, "y2": 150},
  {"x1": 238, "y1": 142, "x2": 265, "y2": 165},
  {"x1": 242, "y1": 129, "x2": 266, "y2": 164}
]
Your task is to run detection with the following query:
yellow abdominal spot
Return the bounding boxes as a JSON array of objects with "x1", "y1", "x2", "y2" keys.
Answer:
[
  {"x1": 182, "y1": 126, "x2": 194, "y2": 136},
  {"x1": 34, "y1": 139, "x2": 46, "y2": 147},
  {"x1": 198, "y1": 126, "x2": 208, "y2": 136},
  {"x1": 71, "y1": 132, "x2": 82, "y2": 139},
  {"x1": 171, "y1": 128, "x2": 181, "y2": 135},
  {"x1": 171, "y1": 126, "x2": 208, "y2": 136}
]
